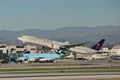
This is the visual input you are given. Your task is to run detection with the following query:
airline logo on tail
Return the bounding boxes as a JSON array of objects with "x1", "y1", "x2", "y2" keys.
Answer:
[{"x1": 91, "y1": 39, "x2": 105, "y2": 51}]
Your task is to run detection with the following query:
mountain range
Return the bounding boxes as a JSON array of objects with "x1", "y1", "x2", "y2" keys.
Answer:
[{"x1": 0, "y1": 25, "x2": 120, "y2": 46}]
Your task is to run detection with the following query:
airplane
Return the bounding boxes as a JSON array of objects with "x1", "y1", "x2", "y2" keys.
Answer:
[
  {"x1": 17, "y1": 35, "x2": 105, "y2": 54},
  {"x1": 16, "y1": 52, "x2": 64, "y2": 63}
]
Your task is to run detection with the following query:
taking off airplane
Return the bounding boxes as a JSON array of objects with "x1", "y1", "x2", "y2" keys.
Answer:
[{"x1": 18, "y1": 35, "x2": 105, "y2": 54}]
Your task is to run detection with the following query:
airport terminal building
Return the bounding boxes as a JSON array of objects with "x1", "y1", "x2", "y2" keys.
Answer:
[
  {"x1": 110, "y1": 45, "x2": 120, "y2": 55},
  {"x1": 0, "y1": 43, "x2": 120, "y2": 60},
  {"x1": 0, "y1": 44, "x2": 38, "y2": 54}
]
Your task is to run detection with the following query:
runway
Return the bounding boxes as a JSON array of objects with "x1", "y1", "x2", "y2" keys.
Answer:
[
  {"x1": 1, "y1": 59, "x2": 120, "y2": 80},
  {"x1": 0, "y1": 72, "x2": 120, "y2": 80}
]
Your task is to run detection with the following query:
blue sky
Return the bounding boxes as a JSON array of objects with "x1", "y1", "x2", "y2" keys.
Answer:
[{"x1": 0, "y1": 0, "x2": 120, "y2": 30}]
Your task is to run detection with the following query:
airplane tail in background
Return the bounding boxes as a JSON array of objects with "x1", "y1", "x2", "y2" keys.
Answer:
[{"x1": 91, "y1": 39, "x2": 105, "y2": 51}]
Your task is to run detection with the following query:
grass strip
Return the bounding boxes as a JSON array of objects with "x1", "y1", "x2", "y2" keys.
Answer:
[{"x1": 1, "y1": 67, "x2": 120, "y2": 74}]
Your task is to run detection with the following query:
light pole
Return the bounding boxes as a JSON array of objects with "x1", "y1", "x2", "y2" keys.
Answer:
[{"x1": 8, "y1": 48, "x2": 15, "y2": 63}]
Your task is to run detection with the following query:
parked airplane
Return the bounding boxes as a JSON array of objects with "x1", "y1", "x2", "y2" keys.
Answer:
[
  {"x1": 18, "y1": 35, "x2": 105, "y2": 54},
  {"x1": 16, "y1": 53, "x2": 63, "y2": 63}
]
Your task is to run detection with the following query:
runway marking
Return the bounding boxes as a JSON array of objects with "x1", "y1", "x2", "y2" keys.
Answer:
[
  {"x1": 0, "y1": 73, "x2": 120, "y2": 78},
  {"x1": 1, "y1": 74, "x2": 120, "y2": 80}
]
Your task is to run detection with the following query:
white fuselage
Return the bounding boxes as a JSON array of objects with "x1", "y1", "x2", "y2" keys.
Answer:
[
  {"x1": 18, "y1": 36, "x2": 64, "y2": 49},
  {"x1": 69, "y1": 46, "x2": 96, "y2": 54}
]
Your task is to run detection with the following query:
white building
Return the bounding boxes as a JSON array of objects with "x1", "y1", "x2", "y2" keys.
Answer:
[
  {"x1": 0, "y1": 44, "x2": 38, "y2": 54},
  {"x1": 110, "y1": 45, "x2": 120, "y2": 56}
]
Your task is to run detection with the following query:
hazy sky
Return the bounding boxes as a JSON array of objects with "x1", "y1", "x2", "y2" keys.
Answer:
[{"x1": 0, "y1": 0, "x2": 120, "y2": 30}]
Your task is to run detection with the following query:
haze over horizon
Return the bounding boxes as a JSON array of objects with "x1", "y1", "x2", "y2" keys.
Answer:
[{"x1": 0, "y1": 0, "x2": 120, "y2": 30}]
